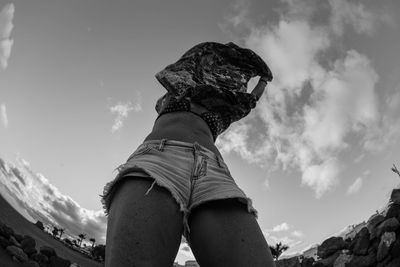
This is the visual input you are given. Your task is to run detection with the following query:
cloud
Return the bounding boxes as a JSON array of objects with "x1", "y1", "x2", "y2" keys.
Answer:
[
  {"x1": 363, "y1": 89, "x2": 400, "y2": 151},
  {"x1": 263, "y1": 231, "x2": 303, "y2": 249},
  {"x1": 264, "y1": 223, "x2": 305, "y2": 251},
  {"x1": 272, "y1": 222, "x2": 290, "y2": 232},
  {"x1": 354, "y1": 153, "x2": 365, "y2": 164},
  {"x1": 328, "y1": 0, "x2": 392, "y2": 36},
  {"x1": 1, "y1": 103, "x2": 8, "y2": 128},
  {"x1": 291, "y1": 230, "x2": 304, "y2": 238},
  {"x1": 218, "y1": 0, "x2": 385, "y2": 198},
  {"x1": 0, "y1": 3, "x2": 14, "y2": 69},
  {"x1": 0, "y1": 156, "x2": 107, "y2": 244},
  {"x1": 347, "y1": 177, "x2": 363, "y2": 195},
  {"x1": 109, "y1": 94, "x2": 142, "y2": 133},
  {"x1": 302, "y1": 159, "x2": 340, "y2": 199}
]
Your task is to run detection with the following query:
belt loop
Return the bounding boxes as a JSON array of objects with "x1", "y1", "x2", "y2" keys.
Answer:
[
  {"x1": 158, "y1": 139, "x2": 167, "y2": 151},
  {"x1": 193, "y1": 142, "x2": 201, "y2": 156}
]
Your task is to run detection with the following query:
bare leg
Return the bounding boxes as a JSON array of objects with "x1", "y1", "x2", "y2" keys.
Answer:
[
  {"x1": 188, "y1": 198, "x2": 276, "y2": 267},
  {"x1": 105, "y1": 177, "x2": 184, "y2": 267}
]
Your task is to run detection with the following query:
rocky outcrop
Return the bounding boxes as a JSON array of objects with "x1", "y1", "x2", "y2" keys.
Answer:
[
  {"x1": 277, "y1": 188, "x2": 400, "y2": 267},
  {"x1": 0, "y1": 221, "x2": 80, "y2": 267}
]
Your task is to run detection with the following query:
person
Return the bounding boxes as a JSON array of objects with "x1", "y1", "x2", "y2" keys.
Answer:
[{"x1": 101, "y1": 42, "x2": 276, "y2": 267}]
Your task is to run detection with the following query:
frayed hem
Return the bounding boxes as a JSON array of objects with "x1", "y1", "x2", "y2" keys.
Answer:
[
  {"x1": 237, "y1": 196, "x2": 258, "y2": 219},
  {"x1": 100, "y1": 164, "x2": 188, "y2": 219}
]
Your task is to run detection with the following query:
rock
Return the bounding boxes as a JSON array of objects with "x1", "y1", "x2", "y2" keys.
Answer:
[
  {"x1": 21, "y1": 236, "x2": 36, "y2": 255},
  {"x1": 40, "y1": 245, "x2": 57, "y2": 258},
  {"x1": 24, "y1": 247, "x2": 37, "y2": 256},
  {"x1": 386, "y1": 204, "x2": 400, "y2": 221},
  {"x1": 275, "y1": 256, "x2": 300, "y2": 267},
  {"x1": 390, "y1": 189, "x2": 400, "y2": 205},
  {"x1": 386, "y1": 257, "x2": 400, "y2": 267},
  {"x1": 6, "y1": 245, "x2": 29, "y2": 263},
  {"x1": 376, "y1": 217, "x2": 400, "y2": 237},
  {"x1": 350, "y1": 227, "x2": 370, "y2": 255},
  {"x1": 0, "y1": 235, "x2": 11, "y2": 248},
  {"x1": 347, "y1": 253, "x2": 376, "y2": 267},
  {"x1": 49, "y1": 255, "x2": 71, "y2": 267},
  {"x1": 21, "y1": 236, "x2": 36, "y2": 248},
  {"x1": 14, "y1": 233, "x2": 24, "y2": 243},
  {"x1": 333, "y1": 253, "x2": 352, "y2": 267},
  {"x1": 317, "y1": 237, "x2": 346, "y2": 259},
  {"x1": 31, "y1": 252, "x2": 49, "y2": 264},
  {"x1": 377, "y1": 231, "x2": 396, "y2": 262},
  {"x1": 377, "y1": 255, "x2": 392, "y2": 267},
  {"x1": 317, "y1": 251, "x2": 341, "y2": 267},
  {"x1": 390, "y1": 237, "x2": 400, "y2": 259},
  {"x1": 368, "y1": 238, "x2": 379, "y2": 253},
  {"x1": 22, "y1": 260, "x2": 40, "y2": 267},
  {"x1": 9, "y1": 235, "x2": 21, "y2": 247},
  {"x1": 0, "y1": 223, "x2": 14, "y2": 239},
  {"x1": 301, "y1": 257, "x2": 314, "y2": 267},
  {"x1": 70, "y1": 263, "x2": 80, "y2": 267},
  {"x1": 367, "y1": 214, "x2": 385, "y2": 239}
]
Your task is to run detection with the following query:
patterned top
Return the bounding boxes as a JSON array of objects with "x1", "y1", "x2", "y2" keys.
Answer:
[
  {"x1": 154, "y1": 41, "x2": 272, "y2": 141},
  {"x1": 155, "y1": 85, "x2": 258, "y2": 141},
  {"x1": 155, "y1": 42, "x2": 272, "y2": 96}
]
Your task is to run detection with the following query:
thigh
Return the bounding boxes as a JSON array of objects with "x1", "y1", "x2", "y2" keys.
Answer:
[
  {"x1": 105, "y1": 177, "x2": 184, "y2": 267},
  {"x1": 188, "y1": 199, "x2": 275, "y2": 267}
]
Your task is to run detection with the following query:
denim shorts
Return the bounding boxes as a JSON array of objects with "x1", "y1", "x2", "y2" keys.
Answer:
[{"x1": 101, "y1": 139, "x2": 258, "y2": 241}]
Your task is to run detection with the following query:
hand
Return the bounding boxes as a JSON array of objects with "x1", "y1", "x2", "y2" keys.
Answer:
[{"x1": 251, "y1": 76, "x2": 268, "y2": 101}]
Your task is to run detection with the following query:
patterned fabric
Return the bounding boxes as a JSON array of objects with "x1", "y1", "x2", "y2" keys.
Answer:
[
  {"x1": 155, "y1": 42, "x2": 272, "y2": 96},
  {"x1": 154, "y1": 41, "x2": 272, "y2": 140}
]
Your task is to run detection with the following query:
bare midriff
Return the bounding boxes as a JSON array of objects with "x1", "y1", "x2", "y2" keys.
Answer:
[{"x1": 143, "y1": 110, "x2": 223, "y2": 159}]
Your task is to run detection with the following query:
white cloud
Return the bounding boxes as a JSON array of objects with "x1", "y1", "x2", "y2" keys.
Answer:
[
  {"x1": 328, "y1": 0, "x2": 393, "y2": 36},
  {"x1": 0, "y1": 3, "x2": 14, "y2": 69},
  {"x1": 363, "y1": 90, "x2": 400, "y2": 151},
  {"x1": 347, "y1": 177, "x2": 363, "y2": 195},
  {"x1": 109, "y1": 94, "x2": 142, "y2": 133},
  {"x1": 301, "y1": 159, "x2": 340, "y2": 199},
  {"x1": 264, "y1": 231, "x2": 303, "y2": 248},
  {"x1": 291, "y1": 230, "x2": 304, "y2": 238},
  {"x1": 272, "y1": 222, "x2": 290, "y2": 232},
  {"x1": 263, "y1": 179, "x2": 270, "y2": 190},
  {"x1": 218, "y1": 0, "x2": 383, "y2": 198},
  {"x1": 1, "y1": 103, "x2": 8, "y2": 128},
  {"x1": 354, "y1": 153, "x2": 365, "y2": 164},
  {"x1": 0, "y1": 156, "x2": 107, "y2": 243}
]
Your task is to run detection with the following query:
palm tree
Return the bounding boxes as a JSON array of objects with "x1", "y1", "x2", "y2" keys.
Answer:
[
  {"x1": 392, "y1": 164, "x2": 400, "y2": 178},
  {"x1": 269, "y1": 242, "x2": 289, "y2": 260},
  {"x1": 52, "y1": 226, "x2": 59, "y2": 238},
  {"x1": 89, "y1": 238, "x2": 96, "y2": 248},
  {"x1": 58, "y1": 228, "x2": 65, "y2": 239},
  {"x1": 78, "y1": 233, "x2": 86, "y2": 247}
]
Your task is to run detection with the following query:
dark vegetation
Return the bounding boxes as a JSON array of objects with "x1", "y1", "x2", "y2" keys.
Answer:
[{"x1": 0, "y1": 193, "x2": 103, "y2": 266}]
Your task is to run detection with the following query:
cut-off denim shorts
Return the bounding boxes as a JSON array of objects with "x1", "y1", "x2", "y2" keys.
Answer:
[{"x1": 101, "y1": 139, "x2": 258, "y2": 242}]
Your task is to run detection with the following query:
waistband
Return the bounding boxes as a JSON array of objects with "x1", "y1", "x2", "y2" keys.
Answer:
[{"x1": 142, "y1": 139, "x2": 224, "y2": 166}]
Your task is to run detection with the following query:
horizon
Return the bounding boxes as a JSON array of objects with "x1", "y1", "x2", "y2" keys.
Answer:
[{"x1": 1, "y1": 0, "x2": 400, "y2": 264}]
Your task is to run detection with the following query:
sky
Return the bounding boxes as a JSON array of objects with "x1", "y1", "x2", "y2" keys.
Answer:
[{"x1": 0, "y1": 0, "x2": 400, "y2": 263}]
